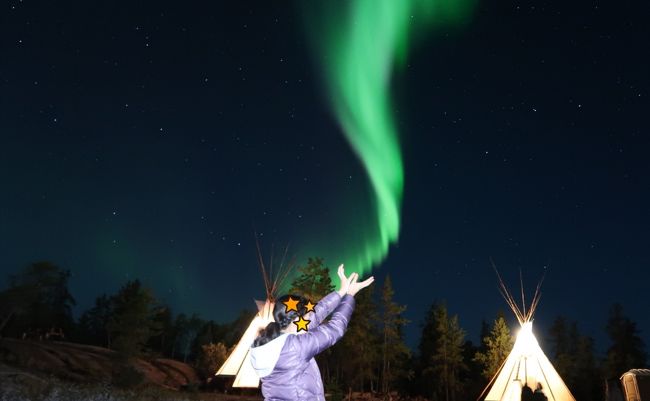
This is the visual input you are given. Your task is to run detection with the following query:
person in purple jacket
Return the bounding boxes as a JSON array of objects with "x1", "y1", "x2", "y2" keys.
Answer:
[{"x1": 250, "y1": 264, "x2": 373, "y2": 401}]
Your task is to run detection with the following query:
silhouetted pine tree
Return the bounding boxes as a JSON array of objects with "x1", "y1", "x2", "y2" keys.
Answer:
[
  {"x1": 78, "y1": 294, "x2": 113, "y2": 347},
  {"x1": 604, "y1": 303, "x2": 647, "y2": 378},
  {"x1": 338, "y1": 282, "x2": 380, "y2": 392},
  {"x1": 380, "y1": 275, "x2": 410, "y2": 395},
  {"x1": 548, "y1": 316, "x2": 601, "y2": 401},
  {"x1": 107, "y1": 280, "x2": 160, "y2": 356},
  {"x1": 2, "y1": 261, "x2": 76, "y2": 337},
  {"x1": 430, "y1": 303, "x2": 466, "y2": 401}
]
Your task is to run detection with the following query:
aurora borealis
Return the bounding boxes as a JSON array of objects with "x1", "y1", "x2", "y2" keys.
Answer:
[
  {"x1": 2, "y1": 0, "x2": 650, "y2": 350},
  {"x1": 302, "y1": 0, "x2": 476, "y2": 277}
]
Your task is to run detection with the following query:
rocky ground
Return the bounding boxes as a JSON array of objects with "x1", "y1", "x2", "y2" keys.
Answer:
[
  {"x1": 0, "y1": 338, "x2": 227, "y2": 400},
  {"x1": 0, "y1": 338, "x2": 200, "y2": 389}
]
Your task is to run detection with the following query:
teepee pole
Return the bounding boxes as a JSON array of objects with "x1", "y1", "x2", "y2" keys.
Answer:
[
  {"x1": 520, "y1": 269, "x2": 526, "y2": 321},
  {"x1": 476, "y1": 353, "x2": 510, "y2": 401}
]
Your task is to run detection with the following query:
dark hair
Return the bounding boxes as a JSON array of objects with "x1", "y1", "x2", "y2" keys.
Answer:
[{"x1": 253, "y1": 294, "x2": 308, "y2": 347}]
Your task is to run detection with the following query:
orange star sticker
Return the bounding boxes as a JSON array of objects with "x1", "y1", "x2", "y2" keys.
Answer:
[
  {"x1": 305, "y1": 300, "x2": 317, "y2": 313},
  {"x1": 283, "y1": 296, "x2": 300, "y2": 313},
  {"x1": 293, "y1": 316, "x2": 311, "y2": 332}
]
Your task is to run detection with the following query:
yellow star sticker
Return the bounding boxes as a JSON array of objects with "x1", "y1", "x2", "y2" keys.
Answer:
[
  {"x1": 283, "y1": 296, "x2": 300, "y2": 313},
  {"x1": 305, "y1": 300, "x2": 317, "y2": 313},
  {"x1": 293, "y1": 316, "x2": 311, "y2": 332}
]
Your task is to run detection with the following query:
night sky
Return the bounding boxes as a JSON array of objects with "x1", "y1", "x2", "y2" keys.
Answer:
[{"x1": 1, "y1": 0, "x2": 649, "y2": 353}]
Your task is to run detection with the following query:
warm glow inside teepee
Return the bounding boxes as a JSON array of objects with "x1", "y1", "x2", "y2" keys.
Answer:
[
  {"x1": 215, "y1": 243, "x2": 293, "y2": 388},
  {"x1": 215, "y1": 300, "x2": 275, "y2": 387},
  {"x1": 481, "y1": 269, "x2": 576, "y2": 401}
]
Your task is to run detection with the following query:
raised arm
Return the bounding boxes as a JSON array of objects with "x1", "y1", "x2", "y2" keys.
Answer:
[
  {"x1": 311, "y1": 264, "x2": 352, "y2": 327},
  {"x1": 296, "y1": 294, "x2": 355, "y2": 361},
  {"x1": 310, "y1": 291, "x2": 341, "y2": 328},
  {"x1": 294, "y1": 265, "x2": 373, "y2": 359}
]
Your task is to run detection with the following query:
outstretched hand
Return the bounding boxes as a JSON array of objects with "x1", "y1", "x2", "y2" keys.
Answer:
[
  {"x1": 336, "y1": 264, "x2": 374, "y2": 297},
  {"x1": 347, "y1": 273, "x2": 374, "y2": 296},
  {"x1": 336, "y1": 264, "x2": 354, "y2": 297}
]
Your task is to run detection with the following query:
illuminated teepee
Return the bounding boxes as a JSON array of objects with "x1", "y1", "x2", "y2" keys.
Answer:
[
  {"x1": 215, "y1": 243, "x2": 293, "y2": 388},
  {"x1": 480, "y1": 269, "x2": 576, "y2": 401}
]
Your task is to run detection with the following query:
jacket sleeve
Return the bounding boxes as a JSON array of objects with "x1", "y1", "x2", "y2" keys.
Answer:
[
  {"x1": 296, "y1": 294, "x2": 355, "y2": 361},
  {"x1": 310, "y1": 291, "x2": 342, "y2": 328}
]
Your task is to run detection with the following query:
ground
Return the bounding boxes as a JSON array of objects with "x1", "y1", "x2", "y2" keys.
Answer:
[{"x1": 0, "y1": 338, "x2": 248, "y2": 400}]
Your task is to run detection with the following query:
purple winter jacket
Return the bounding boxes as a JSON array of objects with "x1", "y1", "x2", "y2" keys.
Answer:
[{"x1": 249, "y1": 291, "x2": 355, "y2": 401}]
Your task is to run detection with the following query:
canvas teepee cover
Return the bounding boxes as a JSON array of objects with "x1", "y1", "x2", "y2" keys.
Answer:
[
  {"x1": 215, "y1": 299, "x2": 274, "y2": 387},
  {"x1": 482, "y1": 271, "x2": 576, "y2": 401},
  {"x1": 215, "y1": 244, "x2": 293, "y2": 388}
]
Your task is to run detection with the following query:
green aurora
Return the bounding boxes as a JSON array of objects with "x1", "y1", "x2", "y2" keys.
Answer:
[{"x1": 301, "y1": 0, "x2": 476, "y2": 278}]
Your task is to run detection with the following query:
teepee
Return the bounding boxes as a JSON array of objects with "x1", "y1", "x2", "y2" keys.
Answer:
[
  {"x1": 480, "y1": 269, "x2": 576, "y2": 401},
  {"x1": 215, "y1": 243, "x2": 293, "y2": 388}
]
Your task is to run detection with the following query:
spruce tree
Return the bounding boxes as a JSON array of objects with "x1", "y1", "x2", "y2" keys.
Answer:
[
  {"x1": 289, "y1": 257, "x2": 334, "y2": 301},
  {"x1": 430, "y1": 303, "x2": 466, "y2": 401},
  {"x1": 605, "y1": 303, "x2": 647, "y2": 378},
  {"x1": 418, "y1": 303, "x2": 442, "y2": 399},
  {"x1": 473, "y1": 315, "x2": 513, "y2": 380},
  {"x1": 107, "y1": 280, "x2": 160, "y2": 356},
  {"x1": 78, "y1": 294, "x2": 113, "y2": 347},
  {"x1": 338, "y1": 282, "x2": 380, "y2": 392},
  {"x1": 548, "y1": 316, "x2": 601, "y2": 401},
  {"x1": 380, "y1": 275, "x2": 409, "y2": 395}
]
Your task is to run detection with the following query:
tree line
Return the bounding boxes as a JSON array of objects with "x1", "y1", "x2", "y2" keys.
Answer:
[{"x1": 0, "y1": 260, "x2": 647, "y2": 400}]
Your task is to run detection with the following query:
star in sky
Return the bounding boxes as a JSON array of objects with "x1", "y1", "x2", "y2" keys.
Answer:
[{"x1": 293, "y1": 316, "x2": 311, "y2": 332}]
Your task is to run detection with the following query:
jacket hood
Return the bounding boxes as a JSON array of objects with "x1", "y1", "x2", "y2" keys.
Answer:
[{"x1": 249, "y1": 333, "x2": 290, "y2": 378}]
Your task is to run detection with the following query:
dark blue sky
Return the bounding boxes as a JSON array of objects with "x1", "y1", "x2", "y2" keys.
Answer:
[{"x1": 1, "y1": 0, "x2": 649, "y2": 353}]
